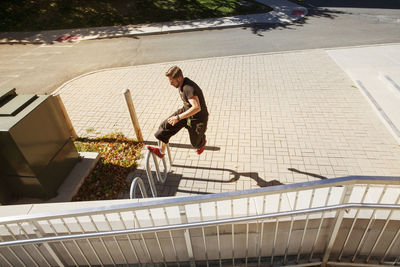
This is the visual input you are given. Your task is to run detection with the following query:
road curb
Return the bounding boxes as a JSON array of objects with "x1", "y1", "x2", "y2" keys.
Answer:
[{"x1": 0, "y1": 0, "x2": 307, "y2": 45}]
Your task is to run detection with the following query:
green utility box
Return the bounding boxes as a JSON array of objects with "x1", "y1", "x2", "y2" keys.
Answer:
[{"x1": 0, "y1": 88, "x2": 79, "y2": 203}]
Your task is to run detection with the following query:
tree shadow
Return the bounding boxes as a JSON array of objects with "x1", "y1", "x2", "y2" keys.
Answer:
[
  {"x1": 0, "y1": 0, "x2": 270, "y2": 44},
  {"x1": 0, "y1": 1, "x2": 350, "y2": 43},
  {"x1": 296, "y1": 0, "x2": 400, "y2": 9},
  {"x1": 242, "y1": 7, "x2": 346, "y2": 36},
  {"x1": 0, "y1": 26, "x2": 143, "y2": 45}
]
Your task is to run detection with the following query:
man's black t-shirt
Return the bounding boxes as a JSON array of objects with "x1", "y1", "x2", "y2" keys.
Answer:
[{"x1": 179, "y1": 77, "x2": 208, "y2": 121}]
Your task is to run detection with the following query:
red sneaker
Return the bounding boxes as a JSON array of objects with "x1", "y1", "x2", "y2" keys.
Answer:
[
  {"x1": 147, "y1": 146, "x2": 165, "y2": 158},
  {"x1": 196, "y1": 140, "x2": 207, "y2": 155}
]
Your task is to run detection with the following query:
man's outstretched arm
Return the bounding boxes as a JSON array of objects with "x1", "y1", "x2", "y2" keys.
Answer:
[{"x1": 168, "y1": 96, "x2": 201, "y2": 125}]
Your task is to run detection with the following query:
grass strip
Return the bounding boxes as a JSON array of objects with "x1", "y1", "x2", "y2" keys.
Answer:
[{"x1": 1, "y1": 0, "x2": 272, "y2": 32}]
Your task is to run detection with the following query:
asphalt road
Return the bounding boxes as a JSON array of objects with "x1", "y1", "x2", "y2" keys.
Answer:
[{"x1": 1, "y1": 3, "x2": 400, "y2": 94}]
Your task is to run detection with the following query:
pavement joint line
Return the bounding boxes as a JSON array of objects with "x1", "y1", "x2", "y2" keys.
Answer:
[
  {"x1": 322, "y1": 41, "x2": 400, "y2": 51},
  {"x1": 0, "y1": 74, "x2": 20, "y2": 78},
  {"x1": 383, "y1": 75, "x2": 400, "y2": 94},
  {"x1": 40, "y1": 45, "x2": 74, "y2": 48},
  {"x1": 0, "y1": 66, "x2": 35, "y2": 70},
  {"x1": 356, "y1": 80, "x2": 400, "y2": 144}
]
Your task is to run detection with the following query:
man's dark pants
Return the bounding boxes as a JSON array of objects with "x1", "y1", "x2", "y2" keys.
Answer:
[{"x1": 155, "y1": 108, "x2": 207, "y2": 149}]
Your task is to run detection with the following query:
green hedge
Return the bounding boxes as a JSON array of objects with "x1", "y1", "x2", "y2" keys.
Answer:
[{"x1": 1, "y1": 0, "x2": 272, "y2": 32}]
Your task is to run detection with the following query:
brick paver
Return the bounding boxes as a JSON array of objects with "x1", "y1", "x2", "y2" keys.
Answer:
[{"x1": 56, "y1": 49, "x2": 400, "y2": 197}]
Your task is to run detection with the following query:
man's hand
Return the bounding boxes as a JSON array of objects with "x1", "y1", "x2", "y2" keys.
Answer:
[{"x1": 167, "y1": 115, "x2": 179, "y2": 126}]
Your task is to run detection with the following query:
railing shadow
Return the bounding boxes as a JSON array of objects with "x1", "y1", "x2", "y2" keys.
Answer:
[
  {"x1": 144, "y1": 140, "x2": 220, "y2": 151},
  {"x1": 130, "y1": 163, "x2": 283, "y2": 198},
  {"x1": 288, "y1": 168, "x2": 327, "y2": 179}
]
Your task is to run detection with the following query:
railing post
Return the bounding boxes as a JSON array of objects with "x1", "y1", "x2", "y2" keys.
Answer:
[
  {"x1": 322, "y1": 184, "x2": 354, "y2": 266},
  {"x1": 145, "y1": 151, "x2": 158, "y2": 197},
  {"x1": 123, "y1": 89, "x2": 144, "y2": 143},
  {"x1": 166, "y1": 143, "x2": 173, "y2": 170},
  {"x1": 130, "y1": 177, "x2": 148, "y2": 198},
  {"x1": 179, "y1": 205, "x2": 195, "y2": 267},
  {"x1": 151, "y1": 152, "x2": 168, "y2": 183},
  {"x1": 32, "y1": 221, "x2": 65, "y2": 267},
  {"x1": 142, "y1": 143, "x2": 172, "y2": 198}
]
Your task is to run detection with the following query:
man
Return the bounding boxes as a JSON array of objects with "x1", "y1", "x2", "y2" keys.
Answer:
[{"x1": 147, "y1": 66, "x2": 209, "y2": 158}]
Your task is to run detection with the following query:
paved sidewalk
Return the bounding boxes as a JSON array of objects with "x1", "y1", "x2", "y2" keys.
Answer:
[
  {"x1": 327, "y1": 44, "x2": 400, "y2": 144},
  {"x1": 0, "y1": 0, "x2": 306, "y2": 44},
  {"x1": 54, "y1": 48, "x2": 400, "y2": 198}
]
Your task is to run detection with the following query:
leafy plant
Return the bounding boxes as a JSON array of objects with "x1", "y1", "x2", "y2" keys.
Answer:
[{"x1": 73, "y1": 132, "x2": 143, "y2": 201}]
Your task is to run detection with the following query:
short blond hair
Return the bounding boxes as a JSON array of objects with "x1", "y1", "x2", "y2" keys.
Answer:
[{"x1": 165, "y1": 66, "x2": 183, "y2": 79}]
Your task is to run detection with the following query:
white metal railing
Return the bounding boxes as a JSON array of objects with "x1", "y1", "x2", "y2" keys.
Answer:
[
  {"x1": 0, "y1": 176, "x2": 399, "y2": 266},
  {"x1": 131, "y1": 143, "x2": 173, "y2": 198},
  {"x1": 129, "y1": 177, "x2": 148, "y2": 198}
]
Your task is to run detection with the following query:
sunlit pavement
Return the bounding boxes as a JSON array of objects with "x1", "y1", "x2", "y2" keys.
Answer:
[{"x1": 54, "y1": 45, "x2": 400, "y2": 198}]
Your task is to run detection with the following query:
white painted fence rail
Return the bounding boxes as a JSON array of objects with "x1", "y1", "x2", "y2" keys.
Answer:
[{"x1": 0, "y1": 176, "x2": 399, "y2": 266}]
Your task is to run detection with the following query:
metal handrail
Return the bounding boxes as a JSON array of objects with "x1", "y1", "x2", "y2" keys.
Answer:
[
  {"x1": 129, "y1": 177, "x2": 148, "y2": 198},
  {"x1": 1, "y1": 176, "x2": 399, "y2": 267},
  {"x1": 142, "y1": 143, "x2": 172, "y2": 198},
  {"x1": 1, "y1": 203, "x2": 398, "y2": 247},
  {"x1": 1, "y1": 176, "x2": 399, "y2": 223}
]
